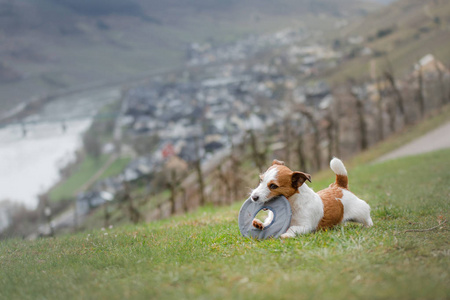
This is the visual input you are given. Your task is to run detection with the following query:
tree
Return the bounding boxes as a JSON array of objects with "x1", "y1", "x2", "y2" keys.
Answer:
[
  {"x1": 387, "y1": 98, "x2": 397, "y2": 134},
  {"x1": 355, "y1": 95, "x2": 368, "y2": 151},
  {"x1": 226, "y1": 129, "x2": 242, "y2": 201},
  {"x1": 216, "y1": 163, "x2": 232, "y2": 205},
  {"x1": 296, "y1": 132, "x2": 307, "y2": 171},
  {"x1": 332, "y1": 97, "x2": 341, "y2": 157},
  {"x1": 193, "y1": 137, "x2": 206, "y2": 206},
  {"x1": 283, "y1": 118, "x2": 293, "y2": 166},
  {"x1": 247, "y1": 129, "x2": 268, "y2": 173},
  {"x1": 383, "y1": 60, "x2": 410, "y2": 124},
  {"x1": 416, "y1": 63, "x2": 425, "y2": 118},
  {"x1": 167, "y1": 169, "x2": 179, "y2": 215},
  {"x1": 324, "y1": 112, "x2": 334, "y2": 162},
  {"x1": 375, "y1": 78, "x2": 385, "y2": 141},
  {"x1": 434, "y1": 58, "x2": 448, "y2": 106},
  {"x1": 298, "y1": 106, "x2": 321, "y2": 171},
  {"x1": 348, "y1": 82, "x2": 368, "y2": 151},
  {"x1": 165, "y1": 156, "x2": 188, "y2": 215},
  {"x1": 122, "y1": 183, "x2": 140, "y2": 223}
]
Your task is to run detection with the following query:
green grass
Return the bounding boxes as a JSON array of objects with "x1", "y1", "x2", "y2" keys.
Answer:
[
  {"x1": 48, "y1": 155, "x2": 132, "y2": 203},
  {"x1": 48, "y1": 155, "x2": 110, "y2": 202},
  {"x1": 1, "y1": 148, "x2": 449, "y2": 299},
  {"x1": 99, "y1": 156, "x2": 132, "y2": 180}
]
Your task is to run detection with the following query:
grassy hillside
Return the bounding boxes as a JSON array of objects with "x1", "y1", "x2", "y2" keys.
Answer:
[
  {"x1": 325, "y1": 0, "x2": 450, "y2": 83},
  {"x1": 47, "y1": 154, "x2": 131, "y2": 203},
  {"x1": 0, "y1": 0, "x2": 377, "y2": 112},
  {"x1": 1, "y1": 145, "x2": 449, "y2": 299}
]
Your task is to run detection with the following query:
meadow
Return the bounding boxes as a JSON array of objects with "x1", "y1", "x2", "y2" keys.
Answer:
[{"x1": 1, "y1": 147, "x2": 449, "y2": 299}]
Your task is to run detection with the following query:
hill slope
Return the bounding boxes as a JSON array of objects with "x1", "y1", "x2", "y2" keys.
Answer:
[
  {"x1": 1, "y1": 147, "x2": 449, "y2": 299},
  {"x1": 325, "y1": 0, "x2": 450, "y2": 83},
  {"x1": 0, "y1": 0, "x2": 378, "y2": 111}
]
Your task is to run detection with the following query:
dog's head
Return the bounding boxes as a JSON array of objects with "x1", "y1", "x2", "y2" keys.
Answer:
[{"x1": 250, "y1": 160, "x2": 311, "y2": 203}]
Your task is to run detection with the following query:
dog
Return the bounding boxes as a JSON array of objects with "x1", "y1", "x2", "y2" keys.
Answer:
[{"x1": 250, "y1": 158, "x2": 373, "y2": 238}]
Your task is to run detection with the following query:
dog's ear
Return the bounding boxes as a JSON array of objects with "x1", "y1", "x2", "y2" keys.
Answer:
[
  {"x1": 291, "y1": 171, "x2": 312, "y2": 188},
  {"x1": 272, "y1": 159, "x2": 285, "y2": 166}
]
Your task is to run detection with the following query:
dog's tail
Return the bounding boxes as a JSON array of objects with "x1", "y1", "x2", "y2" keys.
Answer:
[{"x1": 330, "y1": 157, "x2": 348, "y2": 189}]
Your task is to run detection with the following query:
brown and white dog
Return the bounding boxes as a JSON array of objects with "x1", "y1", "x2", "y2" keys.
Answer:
[{"x1": 250, "y1": 158, "x2": 373, "y2": 238}]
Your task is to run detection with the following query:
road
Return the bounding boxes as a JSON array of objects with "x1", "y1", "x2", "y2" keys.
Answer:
[{"x1": 376, "y1": 122, "x2": 450, "y2": 163}]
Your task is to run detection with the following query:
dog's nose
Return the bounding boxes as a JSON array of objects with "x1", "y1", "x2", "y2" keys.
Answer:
[{"x1": 252, "y1": 195, "x2": 259, "y2": 202}]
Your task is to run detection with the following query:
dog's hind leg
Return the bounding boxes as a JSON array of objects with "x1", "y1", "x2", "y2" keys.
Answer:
[{"x1": 341, "y1": 190, "x2": 373, "y2": 228}]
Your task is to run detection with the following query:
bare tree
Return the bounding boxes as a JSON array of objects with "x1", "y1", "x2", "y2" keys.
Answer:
[
  {"x1": 383, "y1": 60, "x2": 409, "y2": 124},
  {"x1": 247, "y1": 129, "x2": 267, "y2": 172},
  {"x1": 298, "y1": 106, "x2": 321, "y2": 170},
  {"x1": 229, "y1": 143, "x2": 241, "y2": 201},
  {"x1": 296, "y1": 133, "x2": 307, "y2": 171},
  {"x1": 194, "y1": 159, "x2": 206, "y2": 206},
  {"x1": 387, "y1": 99, "x2": 397, "y2": 134},
  {"x1": 165, "y1": 156, "x2": 188, "y2": 213},
  {"x1": 325, "y1": 112, "x2": 334, "y2": 162},
  {"x1": 225, "y1": 125, "x2": 242, "y2": 201},
  {"x1": 331, "y1": 96, "x2": 342, "y2": 158},
  {"x1": 122, "y1": 182, "x2": 140, "y2": 223},
  {"x1": 193, "y1": 137, "x2": 206, "y2": 206},
  {"x1": 283, "y1": 118, "x2": 292, "y2": 166},
  {"x1": 166, "y1": 169, "x2": 179, "y2": 215},
  {"x1": 375, "y1": 78, "x2": 385, "y2": 141},
  {"x1": 181, "y1": 186, "x2": 188, "y2": 213},
  {"x1": 416, "y1": 63, "x2": 426, "y2": 118},
  {"x1": 348, "y1": 81, "x2": 368, "y2": 151},
  {"x1": 434, "y1": 58, "x2": 448, "y2": 106},
  {"x1": 216, "y1": 163, "x2": 231, "y2": 205}
]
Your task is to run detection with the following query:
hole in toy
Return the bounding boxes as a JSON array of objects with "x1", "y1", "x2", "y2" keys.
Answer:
[{"x1": 253, "y1": 208, "x2": 275, "y2": 230}]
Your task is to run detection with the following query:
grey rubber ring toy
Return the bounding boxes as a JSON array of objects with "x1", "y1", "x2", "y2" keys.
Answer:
[{"x1": 238, "y1": 196, "x2": 292, "y2": 239}]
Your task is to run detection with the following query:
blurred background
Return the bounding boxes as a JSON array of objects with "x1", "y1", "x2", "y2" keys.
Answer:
[{"x1": 1, "y1": 0, "x2": 449, "y2": 239}]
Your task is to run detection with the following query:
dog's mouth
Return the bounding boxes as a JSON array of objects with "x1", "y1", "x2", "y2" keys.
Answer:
[{"x1": 250, "y1": 196, "x2": 276, "y2": 204}]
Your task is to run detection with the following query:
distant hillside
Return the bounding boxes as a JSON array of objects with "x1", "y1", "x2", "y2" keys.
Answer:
[
  {"x1": 325, "y1": 0, "x2": 450, "y2": 83},
  {"x1": 0, "y1": 0, "x2": 378, "y2": 112},
  {"x1": 363, "y1": 0, "x2": 397, "y2": 4}
]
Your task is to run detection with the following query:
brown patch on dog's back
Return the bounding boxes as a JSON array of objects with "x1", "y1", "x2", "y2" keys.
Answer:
[{"x1": 317, "y1": 187, "x2": 344, "y2": 230}]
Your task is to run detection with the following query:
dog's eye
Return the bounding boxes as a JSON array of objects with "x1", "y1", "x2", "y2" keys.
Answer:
[{"x1": 269, "y1": 184, "x2": 278, "y2": 189}]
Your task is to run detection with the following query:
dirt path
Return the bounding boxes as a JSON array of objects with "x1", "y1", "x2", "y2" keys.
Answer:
[{"x1": 376, "y1": 122, "x2": 450, "y2": 163}]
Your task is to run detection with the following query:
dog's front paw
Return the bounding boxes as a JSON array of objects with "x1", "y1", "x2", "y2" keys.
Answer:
[
  {"x1": 252, "y1": 219, "x2": 264, "y2": 230},
  {"x1": 280, "y1": 232, "x2": 294, "y2": 239}
]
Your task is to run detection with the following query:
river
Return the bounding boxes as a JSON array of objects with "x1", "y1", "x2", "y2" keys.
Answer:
[{"x1": 0, "y1": 88, "x2": 120, "y2": 209}]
